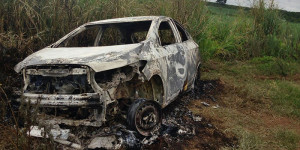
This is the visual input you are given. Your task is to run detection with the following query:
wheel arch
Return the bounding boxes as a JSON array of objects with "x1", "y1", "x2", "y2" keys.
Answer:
[{"x1": 149, "y1": 74, "x2": 165, "y2": 106}]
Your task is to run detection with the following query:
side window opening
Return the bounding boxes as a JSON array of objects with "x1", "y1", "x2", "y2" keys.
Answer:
[
  {"x1": 175, "y1": 22, "x2": 189, "y2": 42},
  {"x1": 158, "y1": 21, "x2": 176, "y2": 46}
]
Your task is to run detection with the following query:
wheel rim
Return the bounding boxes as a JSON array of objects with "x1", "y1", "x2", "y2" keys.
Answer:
[{"x1": 135, "y1": 102, "x2": 160, "y2": 136}]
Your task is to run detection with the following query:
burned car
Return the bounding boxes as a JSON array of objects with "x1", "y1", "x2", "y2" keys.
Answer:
[{"x1": 15, "y1": 16, "x2": 201, "y2": 136}]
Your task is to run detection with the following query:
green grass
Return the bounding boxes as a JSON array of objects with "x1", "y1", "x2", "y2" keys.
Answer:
[
  {"x1": 250, "y1": 56, "x2": 300, "y2": 76},
  {"x1": 271, "y1": 81, "x2": 300, "y2": 117},
  {"x1": 276, "y1": 129, "x2": 300, "y2": 150},
  {"x1": 1, "y1": 0, "x2": 300, "y2": 63},
  {"x1": 237, "y1": 129, "x2": 265, "y2": 150},
  {"x1": 202, "y1": 57, "x2": 300, "y2": 118},
  {"x1": 200, "y1": 59, "x2": 300, "y2": 149},
  {"x1": 207, "y1": 5, "x2": 240, "y2": 16},
  {"x1": 202, "y1": 0, "x2": 300, "y2": 60}
]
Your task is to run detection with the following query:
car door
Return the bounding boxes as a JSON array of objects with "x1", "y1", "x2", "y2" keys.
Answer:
[
  {"x1": 155, "y1": 19, "x2": 189, "y2": 104},
  {"x1": 172, "y1": 20, "x2": 200, "y2": 89}
]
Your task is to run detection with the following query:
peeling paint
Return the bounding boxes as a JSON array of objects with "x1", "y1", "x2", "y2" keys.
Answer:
[{"x1": 15, "y1": 16, "x2": 201, "y2": 134}]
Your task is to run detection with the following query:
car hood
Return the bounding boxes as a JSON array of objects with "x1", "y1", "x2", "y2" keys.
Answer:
[{"x1": 14, "y1": 43, "x2": 143, "y2": 73}]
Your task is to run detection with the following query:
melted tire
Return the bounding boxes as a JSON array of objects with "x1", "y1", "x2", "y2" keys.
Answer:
[{"x1": 127, "y1": 99, "x2": 161, "y2": 136}]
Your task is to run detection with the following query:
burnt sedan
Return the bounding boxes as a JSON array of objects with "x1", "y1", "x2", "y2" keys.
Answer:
[{"x1": 15, "y1": 16, "x2": 201, "y2": 136}]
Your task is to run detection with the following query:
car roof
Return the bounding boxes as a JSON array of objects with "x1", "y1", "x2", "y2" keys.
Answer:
[{"x1": 86, "y1": 16, "x2": 168, "y2": 25}]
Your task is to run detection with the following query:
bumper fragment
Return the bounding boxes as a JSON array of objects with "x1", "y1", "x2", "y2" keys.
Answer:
[{"x1": 19, "y1": 93, "x2": 100, "y2": 107}]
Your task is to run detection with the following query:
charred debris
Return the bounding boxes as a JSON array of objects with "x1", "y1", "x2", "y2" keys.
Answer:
[{"x1": 27, "y1": 79, "x2": 238, "y2": 149}]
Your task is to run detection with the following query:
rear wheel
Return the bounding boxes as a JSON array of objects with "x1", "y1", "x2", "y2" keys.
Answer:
[{"x1": 127, "y1": 99, "x2": 161, "y2": 136}]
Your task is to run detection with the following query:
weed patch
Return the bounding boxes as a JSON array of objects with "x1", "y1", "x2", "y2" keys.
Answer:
[
  {"x1": 275, "y1": 129, "x2": 300, "y2": 150},
  {"x1": 270, "y1": 81, "x2": 300, "y2": 117},
  {"x1": 251, "y1": 56, "x2": 300, "y2": 76}
]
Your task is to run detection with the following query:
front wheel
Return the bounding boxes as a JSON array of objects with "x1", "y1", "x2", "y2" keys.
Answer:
[{"x1": 127, "y1": 99, "x2": 161, "y2": 136}]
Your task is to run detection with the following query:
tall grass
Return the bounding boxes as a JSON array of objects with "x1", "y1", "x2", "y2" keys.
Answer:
[
  {"x1": 200, "y1": 0, "x2": 300, "y2": 60},
  {"x1": 1, "y1": 0, "x2": 299, "y2": 64}
]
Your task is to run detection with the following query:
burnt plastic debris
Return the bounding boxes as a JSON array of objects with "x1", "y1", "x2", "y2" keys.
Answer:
[{"x1": 120, "y1": 129, "x2": 141, "y2": 149}]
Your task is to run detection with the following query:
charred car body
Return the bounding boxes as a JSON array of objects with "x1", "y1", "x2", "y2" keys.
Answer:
[{"x1": 15, "y1": 16, "x2": 201, "y2": 136}]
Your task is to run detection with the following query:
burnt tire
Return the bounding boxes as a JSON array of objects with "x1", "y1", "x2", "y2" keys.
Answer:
[{"x1": 127, "y1": 99, "x2": 161, "y2": 136}]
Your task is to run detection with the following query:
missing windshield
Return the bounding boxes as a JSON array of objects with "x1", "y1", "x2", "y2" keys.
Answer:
[{"x1": 58, "y1": 21, "x2": 152, "y2": 47}]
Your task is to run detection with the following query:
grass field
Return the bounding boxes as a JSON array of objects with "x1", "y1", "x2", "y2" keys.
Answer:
[
  {"x1": 190, "y1": 58, "x2": 300, "y2": 149},
  {"x1": 0, "y1": 0, "x2": 300, "y2": 149},
  {"x1": 198, "y1": 6, "x2": 300, "y2": 149}
]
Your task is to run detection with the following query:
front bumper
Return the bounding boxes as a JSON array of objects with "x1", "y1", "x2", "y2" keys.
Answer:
[
  {"x1": 18, "y1": 93, "x2": 104, "y2": 127},
  {"x1": 18, "y1": 93, "x2": 101, "y2": 107}
]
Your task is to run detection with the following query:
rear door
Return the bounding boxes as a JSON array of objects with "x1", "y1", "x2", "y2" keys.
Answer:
[
  {"x1": 172, "y1": 20, "x2": 200, "y2": 89},
  {"x1": 155, "y1": 19, "x2": 189, "y2": 104}
]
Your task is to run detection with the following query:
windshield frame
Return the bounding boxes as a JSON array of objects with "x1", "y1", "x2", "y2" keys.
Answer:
[{"x1": 51, "y1": 20, "x2": 154, "y2": 48}]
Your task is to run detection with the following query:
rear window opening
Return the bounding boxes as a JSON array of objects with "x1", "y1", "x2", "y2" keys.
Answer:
[
  {"x1": 58, "y1": 21, "x2": 152, "y2": 47},
  {"x1": 175, "y1": 22, "x2": 189, "y2": 42}
]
